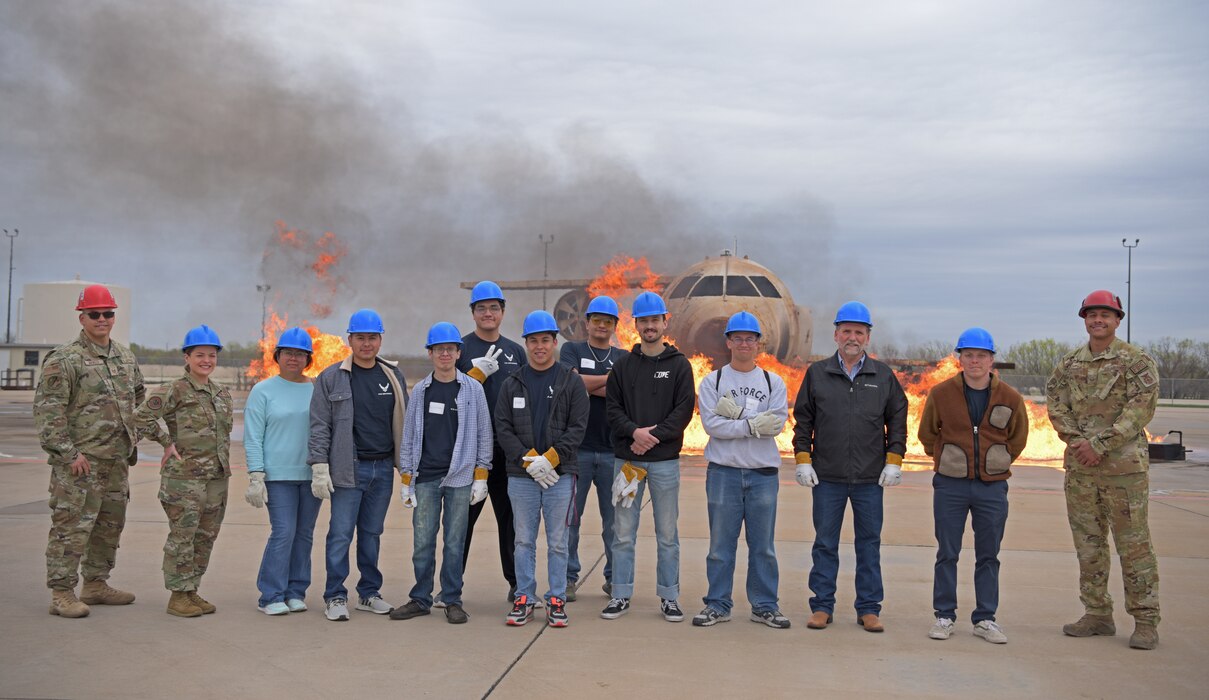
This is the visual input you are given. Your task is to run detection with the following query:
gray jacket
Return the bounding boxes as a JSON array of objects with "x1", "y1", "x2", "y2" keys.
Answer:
[{"x1": 308, "y1": 355, "x2": 408, "y2": 488}]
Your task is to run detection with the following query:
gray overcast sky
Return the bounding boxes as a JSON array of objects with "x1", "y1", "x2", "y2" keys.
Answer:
[{"x1": 1, "y1": 0, "x2": 1206, "y2": 354}]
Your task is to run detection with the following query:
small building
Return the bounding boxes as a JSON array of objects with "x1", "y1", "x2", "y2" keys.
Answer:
[{"x1": 0, "y1": 343, "x2": 58, "y2": 389}]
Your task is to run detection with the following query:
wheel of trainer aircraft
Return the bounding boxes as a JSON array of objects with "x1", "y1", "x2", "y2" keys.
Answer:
[{"x1": 553, "y1": 289, "x2": 589, "y2": 342}]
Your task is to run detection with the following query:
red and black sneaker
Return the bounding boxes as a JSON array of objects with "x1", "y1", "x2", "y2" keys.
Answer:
[
  {"x1": 505, "y1": 595, "x2": 535, "y2": 626},
  {"x1": 547, "y1": 597, "x2": 569, "y2": 628}
]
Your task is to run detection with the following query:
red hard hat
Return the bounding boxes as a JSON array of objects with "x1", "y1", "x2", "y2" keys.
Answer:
[
  {"x1": 76, "y1": 284, "x2": 118, "y2": 310},
  {"x1": 1078, "y1": 289, "x2": 1123, "y2": 318}
]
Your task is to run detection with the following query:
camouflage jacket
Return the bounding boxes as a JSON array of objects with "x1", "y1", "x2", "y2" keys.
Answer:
[
  {"x1": 1046, "y1": 337, "x2": 1159, "y2": 475},
  {"x1": 135, "y1": 373, "x2": 233, "y2": 479},
  {"x1": 34, "y1": 331, "x2": 165, "y2": 466}
]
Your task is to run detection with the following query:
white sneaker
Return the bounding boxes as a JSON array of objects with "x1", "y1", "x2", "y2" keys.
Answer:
[
  {"x1": 325, "y1": 598, "x2": 349, "y2": 621},
  {"x1": 356, "y1": 596, "x2": 393, "y2": 614},
  {"x1": 973, "y1": 620, "x2": 1008, "y2": 644},
  {"x1": 258, "y1": 601, "x2": 289, "y2": 616},
  {"x1": 929, "y1": 618, "x2": 955, "y2": 640},
  {"x1": 286, "y1": 598, "x2": 307, "y2": 613}
]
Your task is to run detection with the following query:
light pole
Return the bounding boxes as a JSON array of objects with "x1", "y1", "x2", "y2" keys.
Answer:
[
  {"x1": 1121, "y1": 238, "x2": 1139, "y2": 343},
  {"x1": 256, "y1": 284, "x2": 271, "y2": 345},
  {"x1": 4, "y1": 229, "x2": 17, "y2": 344},
  {"x1": 538, "y1": 234, "x2": 554, "y2": 311}
]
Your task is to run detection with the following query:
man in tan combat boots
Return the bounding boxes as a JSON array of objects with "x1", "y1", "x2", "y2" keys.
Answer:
[{"x1": 34, "y1": 285, "x2": 165, "y2": 617}]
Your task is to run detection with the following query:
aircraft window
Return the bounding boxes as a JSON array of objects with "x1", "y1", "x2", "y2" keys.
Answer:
[
  {"x1": 669, "y1": 275, "x2": 700, "y2": 299},
  {"x1": 751, "y1": 276, "x2": 781, "y2": 298},
  {"x1": 726, "y1": 276, "x2": 760, "y2": 297},
  {"x1": 692, "y1": 275, "x2": 724, "y2": 297}
]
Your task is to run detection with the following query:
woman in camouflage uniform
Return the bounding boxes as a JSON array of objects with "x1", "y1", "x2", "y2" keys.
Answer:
[{"x1": 135, "y1": 324, "x2": 233, "y2": 617}]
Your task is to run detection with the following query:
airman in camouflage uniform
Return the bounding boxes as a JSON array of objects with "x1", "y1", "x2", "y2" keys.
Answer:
[
  {"x1": 1047, "y1": 289, "x2": 1160, "y2": 650},
  {"x1": 134, "y1": 325, "x2": 233, "y2": 617},
  {"x1": 35, "y1": 284, "x2": 165, "y2": 618}
]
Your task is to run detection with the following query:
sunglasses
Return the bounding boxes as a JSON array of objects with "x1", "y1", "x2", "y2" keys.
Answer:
[{"x1": 85, "y1": 311, "x2": 116, "y2": 320}]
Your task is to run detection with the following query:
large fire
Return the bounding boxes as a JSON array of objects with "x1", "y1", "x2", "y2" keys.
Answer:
[{"x1": 247, "y1": 311, "x2": 350, "y2": 380}]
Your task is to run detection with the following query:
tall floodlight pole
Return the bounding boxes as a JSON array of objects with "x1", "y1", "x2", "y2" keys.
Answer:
[
  {"x1": 1121, "y1": 238, "x2": 1139, "y2": 343},
  {"x1": 4, "y1": 229, "x2": 18, "y2": 343},
  {"x1": 256, "y1": 284, "x2": 271, "y2": 344},
  {"x1": 539, "y1": 235, "x2": 554, "y2": 311}
]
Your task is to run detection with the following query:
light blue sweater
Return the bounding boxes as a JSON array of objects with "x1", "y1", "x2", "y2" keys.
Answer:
[{"x1": 245, "y1": 376, "x2": 314, "y2": 481}]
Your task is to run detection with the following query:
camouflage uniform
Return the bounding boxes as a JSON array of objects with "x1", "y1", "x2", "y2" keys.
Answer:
[
  {"x1": 134, "y1": 373, "x2": 233, "y2": 592},
  {"x1": 1047, "y1": 337, "x2": 1160, "y2": 624},
  {"x1": 35, "y1": 331, "x2": 165, "y2": 591}
]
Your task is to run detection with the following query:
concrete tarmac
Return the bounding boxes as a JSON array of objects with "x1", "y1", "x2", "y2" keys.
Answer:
[{"x1": 1, "y1": 390, "x2": 1207, "y2": 699}]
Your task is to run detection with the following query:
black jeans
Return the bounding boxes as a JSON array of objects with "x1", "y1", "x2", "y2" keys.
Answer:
[{"x1": 463, "y1": 444, "x2": 516, "y2": 586}]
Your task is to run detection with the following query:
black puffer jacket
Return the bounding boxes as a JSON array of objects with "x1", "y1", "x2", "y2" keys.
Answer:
[{"x1": 494, "y1": 363, "x2": 588, "y2": 477}]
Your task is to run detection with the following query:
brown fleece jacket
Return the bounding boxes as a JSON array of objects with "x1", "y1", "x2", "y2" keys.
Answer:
[{"x1": 918, "y1": 373, "x2": 1029, "y2": 481}]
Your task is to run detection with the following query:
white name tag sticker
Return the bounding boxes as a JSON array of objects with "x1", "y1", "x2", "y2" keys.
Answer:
[
  {"x1": 513, "y1": 397, "x2": 526, "y2": 409},
  {"x1": 745, "y1": 397, "x2": 760, "y2": 414},
  {"x1": 580, "y1": 358, "x2": 596, "y2": 369},
  {"x1": 428, "y1": 402, "x2": 445, "y2": 415}
]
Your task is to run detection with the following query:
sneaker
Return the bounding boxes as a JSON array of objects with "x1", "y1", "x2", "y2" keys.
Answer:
[
  {"x1": 325, "y1": 598, "x2": 349, "y2": 622},
  {"x1": 356, "y1": 596, "x2": 392, "y2": 615},
  {"x1": 506, "y1": 595, "x2": 535, "y2": 626},
  {"x1": 286, "y1": 598, "x2": 307, "y2": 613},
  {"x1": 388, "y1": 600, "x2": 429, "y2": 621},
  {"x1": 661, "y1": 599, "x2": 685, "y2": 622},
  {"x1": 600, "y1": 597, "x2": 630, "y2": 620},
  {"x1": 973, "y1": 620, "x2": 1008, "y2": 644},
  {"x1": 507, "y1": 584, "x2": 517, "y2": 603},
  {"x1": 565, "y1": 580, "x2": 578, "y2": 602},
  {"x1": 929, "y1": 618, "x2": 955, "y2": 640},
  {"x1": 692, "y1": 607, "x2": 731, "y2": 627},
  {"x1": 602, "y1": 581, "x2": 612, "y2": 597},
  {"x1": 547, "y1": 597, "x2": 569, "y2": 627},
  {"x1": 433, "y1": 599, "x2": 447, "y2": 609},
  {"x1": 258, "y1": 601, "x2": 290, "y2": 616},
  {"x1": 751, "y1": 609, "x2": 791, "y2": 629},
  {"x1": 444, "y1": 603, "x2": 469, "y2": 624}
]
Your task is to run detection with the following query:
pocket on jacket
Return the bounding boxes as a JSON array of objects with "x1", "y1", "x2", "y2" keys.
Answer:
[
  {"x1": 988, "y1": 404, "x2": 1013, "y2": 430},
  {"x1": 329, "y1": 391, "x2": 353, "y2": 421},
  {"x1": 984, "y1": 444, "x2": 1012, "y2": 475},
  {"x1": 937, "y1": 444, "x2": 968, "y2": 478}
]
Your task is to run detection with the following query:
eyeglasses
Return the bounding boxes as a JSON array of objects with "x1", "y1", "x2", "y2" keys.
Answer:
[
  {"x1": 278, "y1": 349, "x2": 309, "y2": 359},
  {"x1": 473, "y1": 304, "x2": 503, "y2": 314},
  {"x1": 729, "y1": 337, "x2": 759, "y2": 345},
  {"x1": 431, "y1": 348, "x2": 458, "y2": 356},
  {"x1": 85, "y1": 311, "x2": 116, "y2": 320}
]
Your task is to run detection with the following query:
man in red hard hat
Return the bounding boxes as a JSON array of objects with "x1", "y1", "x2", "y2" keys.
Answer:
[
  {"x1": 1047, "y1": 290, "x2": 1161, "y2": 650},
  {"x1": 34, "y1": 284, "x2": 166, "y2": 617}
]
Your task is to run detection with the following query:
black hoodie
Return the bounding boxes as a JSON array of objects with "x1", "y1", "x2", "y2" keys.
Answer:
[{"x1": 605, "y1": 343, "x2": 697, "y2": 462}]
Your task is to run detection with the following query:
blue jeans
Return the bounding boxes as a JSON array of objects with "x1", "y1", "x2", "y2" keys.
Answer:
[
  {"x1": 704, "y1": 464, "x2": 780, "y2": 614},
  {"x1": 324, "y1": 458, "x2": 393, "y2": 601},
  {"x1": 610, "y1": 458, "x2": 680, "y2": 601},
  {"x1": 809, "y1": 480, "x2": 884, "y2": 616},
  {"x1": 409, "y1": 481, "x2": 472, "y2": 609},
  {"x1": 508, "y1": 475, "x2": 573, "y2": 602},
  {"x1": 257, "y1": 481, "x2": 322, "y2": 607},
  {"x1": 567, "y1": 449, "x2": 615, "y2": 585},
  {"x1": 933, "y1": 474, "x2": 1009, "y2": 623}
]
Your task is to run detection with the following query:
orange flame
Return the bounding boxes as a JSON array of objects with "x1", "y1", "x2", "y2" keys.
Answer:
[
  {"x1": 247, "y1": 312, "x2": 351, "y2": 381},
  {"x1": 587, "y1": 256, "x2": 663, "y2": 349}
]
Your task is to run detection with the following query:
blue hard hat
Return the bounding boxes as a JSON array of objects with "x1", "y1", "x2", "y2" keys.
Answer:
[
  {"x1": 182, "y1": 324, "x2": 223, "y2": 352},
  {"x1": 276, "y1": 327, "x2": 313, "y2": 353},
  {"x1": 955, "y1": 327, "x2": 996, "y2": 354},
  {"x1": 347, "y1": 309, "x2": 385, "y2": 334},
  {"x1": 426, "y1": 322, "x2": 464, "y2": 348},
  {"x1": 725, "y1": 311, "x2": 762, "y2": 337},
  {"x1": 833, "y1": 301, "x2": 872, "y2": 327},
  {"x1": 631, "y1": 291, "x2": 668, "y2": 319},
  {"x1": 521, "y1": 310, "x2": 559, "y2": 337},
  {"x1": 585, "y1": 295, "x2": 620, "y2": 319},
  {"x1": 470, "y1": 280, "x2": 506, "y2": 307}
]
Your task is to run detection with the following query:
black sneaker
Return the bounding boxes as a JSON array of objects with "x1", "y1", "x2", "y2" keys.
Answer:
[
  {"x1": 692, "y1": 607, "x2": 731, "y2": 627},
  {"x1": 600, "y1": 597, "x2": 630, "y2": 620},
  {"x1": 547, "y1": 597, "x2": 569, "y2": 627},
  {"x1": 751, "y1": 609, "x2": 791, "y2": 629},
  {"x1": 661, "y1": 599, "x2": 685, "y2": 622},
  {"x1": 505, "y1": 595, "x2": 534, "y2": 626},
  {"x1": 388, "y1": 600, "x2": 429, "y2": 621},
  {"x1": 444, "y1": 603, "x2": 469, "y2": 624}
]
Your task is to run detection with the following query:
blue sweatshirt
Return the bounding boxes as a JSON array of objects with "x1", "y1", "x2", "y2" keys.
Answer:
[{"x1": 245, "y1": 376, "x2": 314, "y2": 481}]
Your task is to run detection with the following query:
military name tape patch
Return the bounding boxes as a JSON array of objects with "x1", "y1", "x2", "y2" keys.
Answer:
[
  {"x1": 1129, "y1": 359, "x2": 1149, "y2": 374},
  {"x1": 148, "y1": 396, "x2": 163, "y2": 410}
]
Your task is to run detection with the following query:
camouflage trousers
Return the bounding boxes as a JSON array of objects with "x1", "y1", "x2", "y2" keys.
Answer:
[
  {"x1": 46, "y1": 458, "x2": 130, "y2": 590},
  {"x1": 1064, "y1": 470, "x2": 1160, "y2": 624},
  {"x1": 159, "y1": 476, "x2": 228, "y2": 592}
]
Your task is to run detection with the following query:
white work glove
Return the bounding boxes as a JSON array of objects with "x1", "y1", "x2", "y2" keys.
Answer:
[
  {"x1": 245, "y1": 471, "x2": 268, "y2": 508},
  {"x1": 471, "y1": 468, "x2": 489, "y2": 505},
  {"x1": 747, "y1": 411, "x2": 785, "y2": 438},
  {"x1": 612, "y1": 461, "x2": 646, "y2": 508},
  {"x1": 611, "y1": 469, "x2": 628, "y2": 506},
  {"x1": 469, "y1": 345, "x2": 504, "y2": 382},
  {"x1": 713, "y1": 394, "x2": 744, "y2": 420},
  {"x1": 310, "y1": 463, "x2": 334, "y2": 500},
  {"x1": 878, "y1": 463, "x2": 902, "y2": 487},
  {"x1": 795, "y1": 464, "x2": 818, "y2": 488},
  {"x1": 400, "y1": 483, "x2": 417, "y2": 508},
  {"x1": 523, "y1": 454, "x2": 560, "y2": 489}
]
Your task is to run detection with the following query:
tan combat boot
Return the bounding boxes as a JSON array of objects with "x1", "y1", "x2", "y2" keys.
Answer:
[
  {"x1": 167, "y1": 591, "x2": 203, "y2": 617},
  {"x1": 1062, "y1": 613, "x2": 1115, "y2": 637},
  {"x1": 188, "y1": 591, "x2": 216, "y2": 614},
  {"x1": 80, "y1": 580, "x2": 136, "y2": 605},
  {"x1": 1129, "y1": 621, "x2": 1159, "y2": 650},
  {"x1": 49, "y1": 589, "x2": 91, "y2": 618}
]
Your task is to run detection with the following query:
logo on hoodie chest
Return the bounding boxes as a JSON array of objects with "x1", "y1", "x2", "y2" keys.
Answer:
[{"x1": 653, "y1": 370, "x2": 670, "y2": 380}]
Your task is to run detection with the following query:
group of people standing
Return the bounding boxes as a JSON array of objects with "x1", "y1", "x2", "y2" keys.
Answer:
[{"x1": 34, "y1": 282, "x2": 1161, "y2": 649}]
